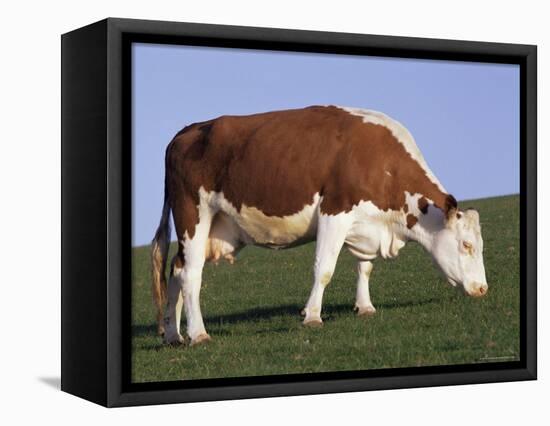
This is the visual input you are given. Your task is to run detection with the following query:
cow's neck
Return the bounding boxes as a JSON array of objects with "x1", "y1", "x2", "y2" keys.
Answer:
[{"x1": 402, "y1": 204, "x2": 446, "y2": 252}]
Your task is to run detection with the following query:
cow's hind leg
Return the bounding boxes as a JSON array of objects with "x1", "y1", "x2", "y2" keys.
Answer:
[
  {"x1": 303, "y1": 213, "x2": 353, "y2": 326},
  {"x1": 354, "y1": 260, "x2": 376, "y2": 316},
  {"x1": 181, "y1": 206, "x2": 215, "y2": 345},
  {"x1": 163, "y1": 252, "x2": 185, "y2": 345}
]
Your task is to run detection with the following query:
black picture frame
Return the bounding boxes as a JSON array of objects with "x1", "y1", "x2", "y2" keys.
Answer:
[{"x1": 61, "y1": 17, "x2": 537, "y2": 407}]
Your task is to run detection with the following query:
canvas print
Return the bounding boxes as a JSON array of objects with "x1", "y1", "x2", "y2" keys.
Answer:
[{"x1": 131, "y1": 43, "x2": 520, "y2": 383}]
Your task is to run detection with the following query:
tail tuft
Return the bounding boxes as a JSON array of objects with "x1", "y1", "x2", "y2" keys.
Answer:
[{"x1": 151, "y1": 201, "x2": 171, "y2": 336}]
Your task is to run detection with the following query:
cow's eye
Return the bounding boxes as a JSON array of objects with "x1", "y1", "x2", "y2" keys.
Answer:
[{"x1": 462, "y1": 241, "x2": 474, "y2": 254}]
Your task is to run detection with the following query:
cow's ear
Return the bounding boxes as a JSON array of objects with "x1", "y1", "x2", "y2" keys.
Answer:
[{"x1": 444, "y1": 194, "x2": 459, "y2": 226}]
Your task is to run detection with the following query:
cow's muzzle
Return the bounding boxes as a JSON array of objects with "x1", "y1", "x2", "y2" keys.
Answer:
[{"x1": 465, "y1": 282, "x2": 489, "y2": 298}]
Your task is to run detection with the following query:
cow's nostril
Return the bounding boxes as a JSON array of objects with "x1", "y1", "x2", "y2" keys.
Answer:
[{"x1": 479, "y1": 285, "x2": 487, "y2": 296}]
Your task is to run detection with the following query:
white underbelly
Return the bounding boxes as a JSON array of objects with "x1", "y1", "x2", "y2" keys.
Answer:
[
  {"x1": 205, "y1": 189, "x2": 321, "y2": 248},
  {"x1": 236, "y1": 205, "x2": 318, "y2": 247}
]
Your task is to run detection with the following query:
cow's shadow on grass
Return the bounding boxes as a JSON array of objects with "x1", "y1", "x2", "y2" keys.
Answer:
[
  {"x1": 132, "y1": 296, "x2": 442, "y2": 341},
  {"x1": 204, "y1": 297, "x2": 442, "y2": 326}
]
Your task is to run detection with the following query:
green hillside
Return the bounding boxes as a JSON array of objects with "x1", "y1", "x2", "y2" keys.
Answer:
[{"x1": 131, "y1": 194, "x2": 520, "y2": 383}]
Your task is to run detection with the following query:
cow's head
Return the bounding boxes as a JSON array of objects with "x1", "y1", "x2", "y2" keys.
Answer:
[{"x1": 431, "y1": 207, "x2": 488, "y2": 297}]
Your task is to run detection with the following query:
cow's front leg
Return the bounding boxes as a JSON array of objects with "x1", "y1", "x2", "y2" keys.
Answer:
[
  {"x1": 354, "y1": 260, "x2": 376, "y2": 316},
  {"x1": 303, "y1": 213, "x2": 353, "y2": 326}
]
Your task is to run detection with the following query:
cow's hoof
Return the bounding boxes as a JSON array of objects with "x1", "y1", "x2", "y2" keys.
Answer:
[
  {"x1": 300, "y1": 308, "x2": 306, "y2": 317},
  {"x1": 164, "y1": 334, "x2": 185, "y2": 346},
  {"x1": 157, "y1": 325, "x2": 166, "y2": 336},
  {"x1": 355, "y1": 305, "x2": 377, "y2": 316},
  {"x1": 303, "y1": 318, "x2": 323, "y2": 328},
  {"x1": 190, "y1": 333, "x2": 211, "y2": 346}
]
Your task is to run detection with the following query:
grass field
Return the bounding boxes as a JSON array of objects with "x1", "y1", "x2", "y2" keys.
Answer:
[{"x1": 131, "y1": 194, "x2": 520, "y2": 383}]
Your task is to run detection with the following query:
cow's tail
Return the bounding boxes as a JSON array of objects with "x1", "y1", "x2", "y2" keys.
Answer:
[{"x1": 151, "y1": 190, "x2": 171, "y2": 336}]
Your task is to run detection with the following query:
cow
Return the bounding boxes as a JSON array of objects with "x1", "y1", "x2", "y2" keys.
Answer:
[{"x1": 151, "y1": 105, "x2": 488, "y2": 346}]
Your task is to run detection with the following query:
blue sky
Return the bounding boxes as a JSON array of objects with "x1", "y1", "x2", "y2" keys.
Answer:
[{"x1": 132, "y1": 43, "x2": 519, "y2": 246}]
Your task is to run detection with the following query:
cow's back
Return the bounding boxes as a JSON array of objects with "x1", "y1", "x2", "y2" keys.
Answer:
[
  {"x1": 166, "y1": 105, "x2": 451, "y2": 244},
  {"x1": 168, "y1": 106, "x2": 352, "y2": 217}
]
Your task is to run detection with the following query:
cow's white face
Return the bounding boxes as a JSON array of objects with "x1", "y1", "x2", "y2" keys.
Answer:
[{"x1": 431, "y1": 209, "x2": 488, "y2": 297}]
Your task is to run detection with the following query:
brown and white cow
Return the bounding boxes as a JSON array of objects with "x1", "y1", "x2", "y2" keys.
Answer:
[{"x1": 151, "y1": 105, "x2": 488, "y2": 346}]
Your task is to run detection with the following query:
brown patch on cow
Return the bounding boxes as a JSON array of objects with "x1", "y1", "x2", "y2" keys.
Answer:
[
  {"x1": 164, "y1": 106, "x2": 455, "y2": 240},
  {"x1": 418, "y1": 197, "x2": 429, "y2": 214},
  {"x1": 444, "y1": 194, "x2": 459, "y2": 220},
  {"x1": 406, "y1": 214, "x2": 418, "y2": 229},
  {"x1": 170, "y1": 242, "x2": 185, "y2": 276},
  {"x1": 403, "y1": 204, "x2": 408, "y2": 213}
]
